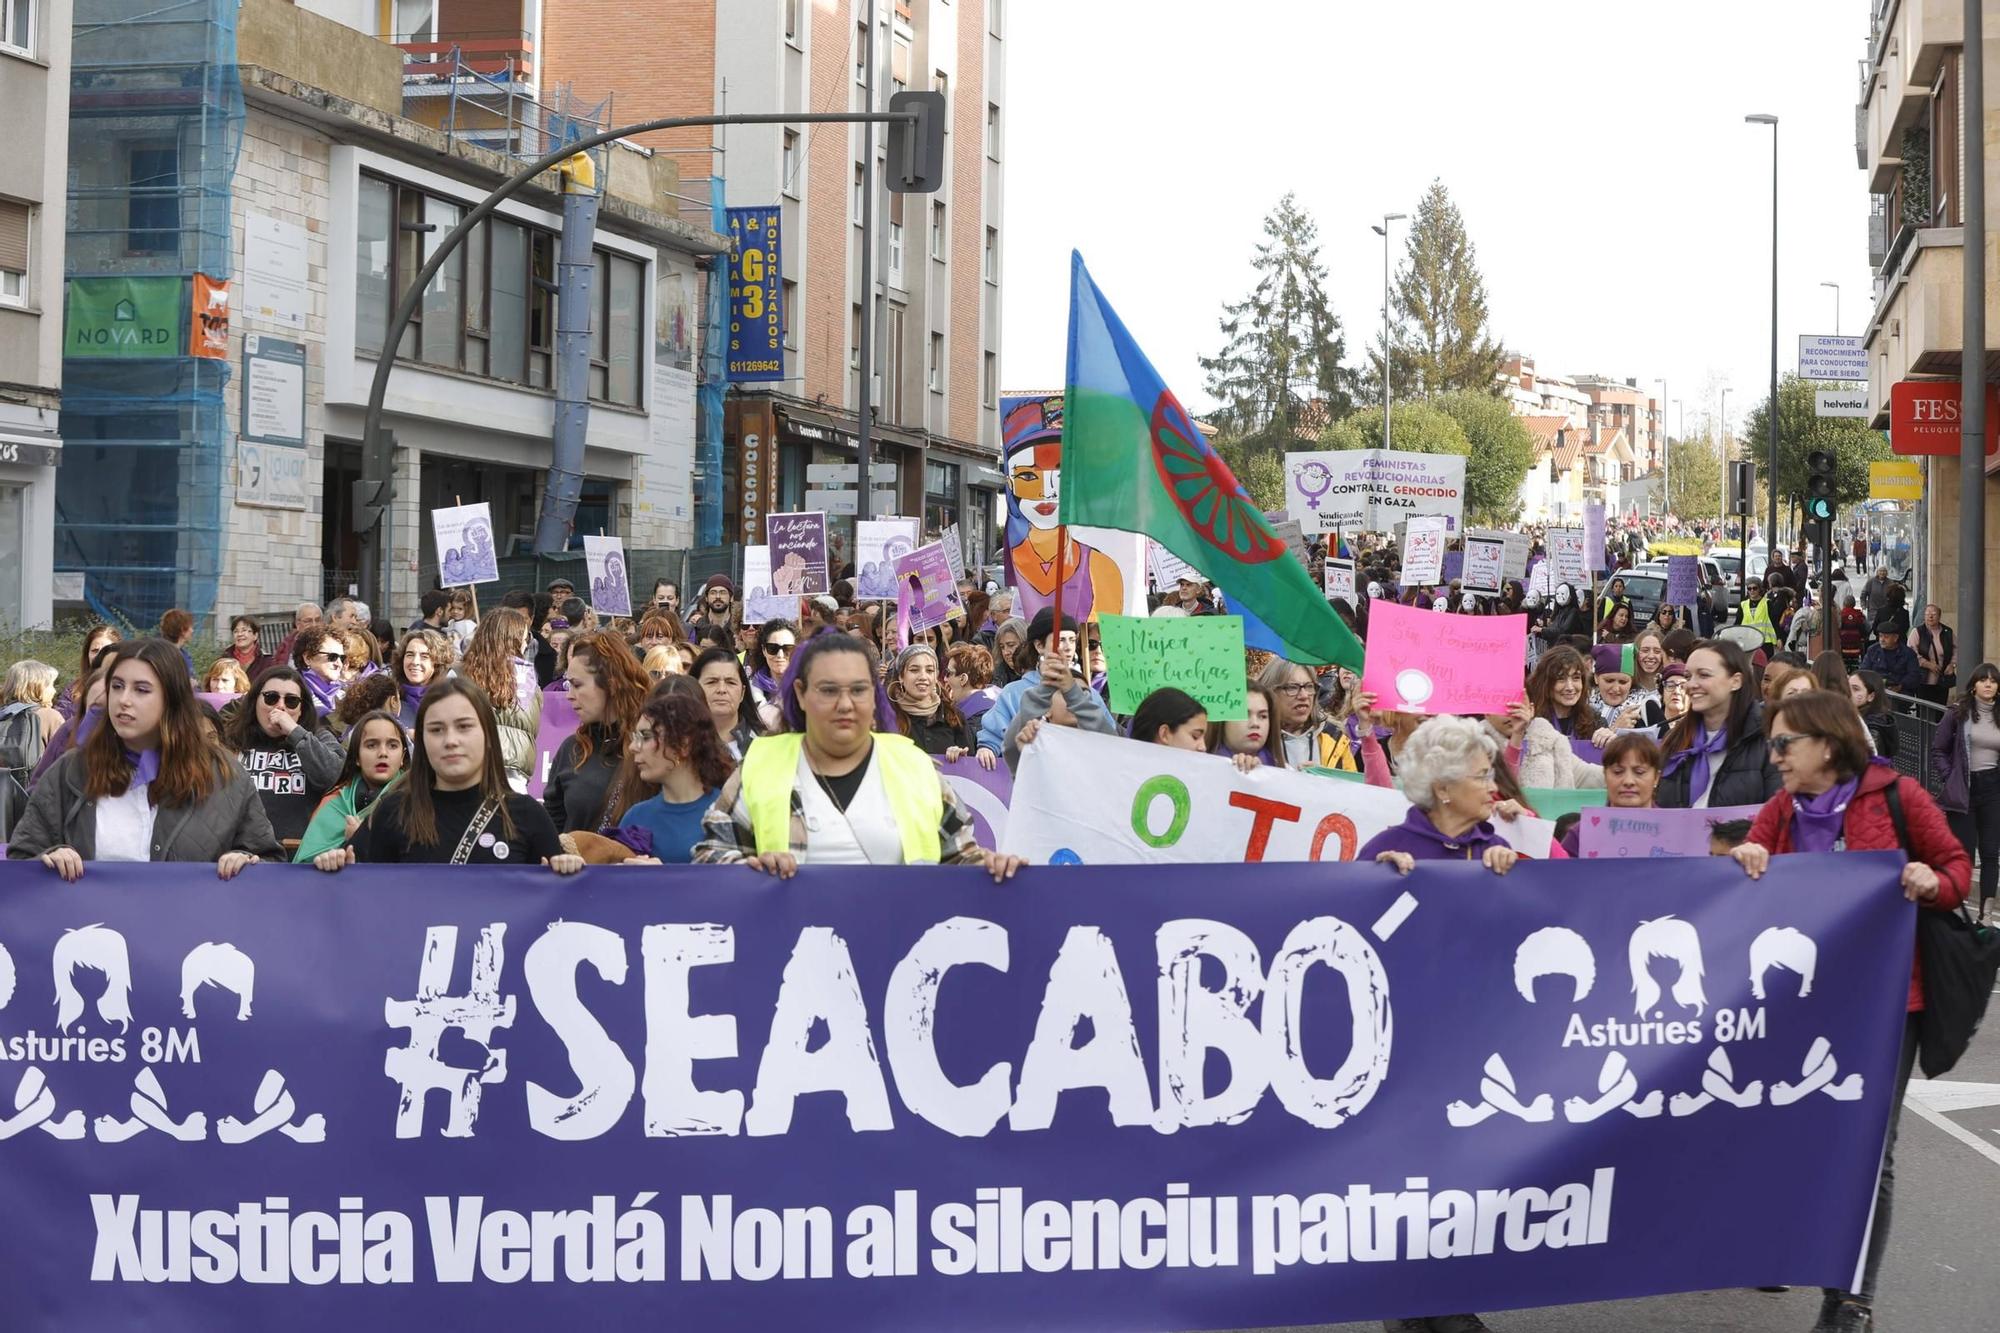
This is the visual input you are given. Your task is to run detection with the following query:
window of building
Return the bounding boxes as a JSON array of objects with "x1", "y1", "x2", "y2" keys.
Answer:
[
  {"x1": 2, "y1": 0, "x2": 33, "y2": 55},
  {"x1": 1932, "y1": 49, "x2": 1962, "y2": 227},
  {"x1": 782, "y1": 278, "x2": 798, "y2": 351},
  {"x1": 784, "y1": 0, "x2": 800, "y2": 43},
  {"x1": 929, "y1": 330, "x2": 944, "y2": 392},
  {"x1": 934, "y1": 69, "x2": 948, "y2": 101},
  {"x1": 604, "y1": 251, "x2": 643, "y2": 408},
  {"x1": 983, "y1": 351, "x2": 996, "y2": 408},
  {"x1": 127, "y1": 145, "x2": 180, "y2": 256},
  {"x1": 528, "y1": 231, "x2": 556, "y2": 388},
  {"x1": 887, "y1": 192, "x2": 905, "y2": 286},
  {"x1": 420, "y1": 198, "x2": 463, "y2": 369},
  {"x1": 892, "y1": 35, "x2": 910, "y2": 98},
  {"x1": 0, "y1": 199, "x2": 30, "y2": 307},
  {"x1": 782, "y1": 130, "x2": 800, "y2": 196},
  {"x1": 989, "y1": 0, "x2": 1003, "y2": 37},
  {"x1": 885, "y1": 303, "x2": 906, "y2": 422},
  {"x1": 983, "y1": 225, "x2": 998, "y2": 283},
  {"x1": 489, "y1": 217, "x2": 529, "y2": 380},
  {"x1": 853, "y1": 165, "x2": 865, "y2": 225},
  {"x1": 855, "y1": 22, "x2": 867, "y2": 82},
  {"x1": 850, "y1": 303, "x2": 862, "y2": 369},
  {"x1": 925, "y1": 459, "x2": 960, "y2": 536},
  {"x1": 463, "y1": 218, "x2": 489, "y2": 375},
  {"x1": 355, "y1": 177, "x2": 393, "y2": 350},
  {"x1": 985, "y1": 102, "x2": 1001, "y2": 160}
]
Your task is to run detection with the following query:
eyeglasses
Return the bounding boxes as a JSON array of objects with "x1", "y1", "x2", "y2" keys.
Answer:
[
  {"x1": 766, "y1": 641, "x2": 795, "y2": 655},
  {"x1": 632, "y1": 726, "x2": 658, "y2": 746},
  {"x1": 1275, "y1": 683, "x2": 1316, "y2": 696},
  {"x1": 1767, "y1": 732, "x2": 1814, "y2": 757},
  {"x1": 261, "y1": 690, "x2": 304, "y2": 710},
  {"x1": 810, "y1": 683, "x2": 875, "y2": 703}
]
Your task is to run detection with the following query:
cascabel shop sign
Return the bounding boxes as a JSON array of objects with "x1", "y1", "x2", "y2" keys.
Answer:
[
  {"x1": 1889, "y1": 380, "x2": 2000, "y2": 456},
  {"x1": 726, "y1": 205, "x2": 784, "y2": 382}
]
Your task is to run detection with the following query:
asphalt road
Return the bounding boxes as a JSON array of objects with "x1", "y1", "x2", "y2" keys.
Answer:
[{"x1": 1210, "y1": 1012, "x2": 2000, "y2": 1333}]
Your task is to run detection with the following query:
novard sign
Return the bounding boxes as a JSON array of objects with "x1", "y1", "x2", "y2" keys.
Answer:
[{"x1": 66, "y1": 276, "x2": 182, "y2": 358}]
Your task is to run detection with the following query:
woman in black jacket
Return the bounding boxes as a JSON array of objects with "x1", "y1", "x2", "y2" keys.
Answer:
[
  {"x1": 887, "y1": 644, "x2": 973, "y2": 758},
  {"x1": 224, "y1": 664, "x2": 345, "y2": 846},
  {"x1": 543, "y1": 631, "x2": 651, "y2": 835},
  {"x1": 1655, "y1": 638, "x2": 1781, "y2": 809},
  {"x1": 1538, "y1": 583, "x2": 1587, "y2": 647}
]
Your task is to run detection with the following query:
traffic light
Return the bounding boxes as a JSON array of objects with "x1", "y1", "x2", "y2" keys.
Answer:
[
  {"x1": 1806, "y1": 449, "x2": 1837, "y2": 522},
  {"x1": 1728, "y1": 461, "x2": 1755, "y2": 515},
  {"x1": 886, "y1": 91, "x2": 947, "y2": 193}
]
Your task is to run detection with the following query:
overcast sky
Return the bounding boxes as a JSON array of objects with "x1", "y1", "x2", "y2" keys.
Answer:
[{"x1": 999, "y1": 0, "x2": 1876, "y2": 441}]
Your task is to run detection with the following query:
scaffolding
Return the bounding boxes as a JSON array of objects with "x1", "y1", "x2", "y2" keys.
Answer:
[
  {"x1": 56, "y1": 0, "x2": 244, "y2": 632},
  {"x1": 395, "y1": 30, "x2": 612, "y2": 185}
]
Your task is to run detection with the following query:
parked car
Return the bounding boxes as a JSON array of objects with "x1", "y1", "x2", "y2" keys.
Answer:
[
  {"x1": 1607, "y1": 570, "x2": 1669, "y2": 624},
  {"x1": 1632, "y1": 557, "x2": 1736, "y2": 617}
]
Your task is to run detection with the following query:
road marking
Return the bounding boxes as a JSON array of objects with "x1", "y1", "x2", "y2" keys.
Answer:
[
  {"x1": 1905, "y1": 1098, "x2": 2000, "y2": 1171},
  {"x1": 1904, "y1": 1080, "x2": 2000, "y2": 1115}
]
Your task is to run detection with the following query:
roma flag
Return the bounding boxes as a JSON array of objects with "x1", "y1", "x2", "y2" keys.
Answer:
[{"x1": 1059, "y1": 252, "x2": 1364, "y2": 670}]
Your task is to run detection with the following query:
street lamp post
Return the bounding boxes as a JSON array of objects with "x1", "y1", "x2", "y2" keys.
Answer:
[
  {"x1": 1747, "y1": 113, "x2": 1779, "y2": 558},
  {"x1": 1820, "y1": 280, "x2": 1840, "y2": 334},
  {"x1": 1655, "y1": 376, "x2": 1668, "y2": 519},
  {"x1": 1371, "y1": 212, "x2": 1406, "y2": 447}
]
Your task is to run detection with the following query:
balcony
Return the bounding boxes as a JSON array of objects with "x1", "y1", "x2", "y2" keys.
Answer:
[{"x1": 394, "y1": 29, "x2": 534, "y2": 89}]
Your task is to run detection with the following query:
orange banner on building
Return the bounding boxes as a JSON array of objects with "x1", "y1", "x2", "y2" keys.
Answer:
[{"x1": 192, "y1": 273, "x2": 230, "y2": 359}]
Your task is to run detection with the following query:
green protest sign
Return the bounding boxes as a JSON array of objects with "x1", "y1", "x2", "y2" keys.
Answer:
[
  {"x1": 1305, "y1": 765, "x2": 1608, "y2": 820},
  {"x1": 66, "y1": 276, "x2": 183, "y2": 359},
  {"x1": 1098, "y1": 613, "x2": 1246, "y2": 721}
]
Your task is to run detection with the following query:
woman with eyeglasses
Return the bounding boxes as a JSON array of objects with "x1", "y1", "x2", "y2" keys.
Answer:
[
  {"x1": 393, "y1": 628, "x2": 454, "y2": 720},
  {"x1": 9, "y1": 638, "x2": 282, "y2": 878},
  {"x1": 749, "y1": 620, "x2": 798, "y2": 729},
  {"x1": 613, "y1": 691, "x2": 735, "y2": 864},
  {"x1": 222, "y1": 615, "x2": 271, "y2": 680},
  {"x1": 694, "y1": 633, "x2": 1022, "y2": 879},
  {"x1": 694, "y1": 646, "x2": 764, "y2": 760},
  {"x1": 293, "y1": 708, "x2": 406, "y2": 863},
  {"x1": 1255, "y1": 657, "x2": 1358, "y2": 771},
  {"x1": 291, "y1": 626, "x2": 349, "y2": 716},
  {"x1": 314, "y1": 675, "x2": 580, "y2": 873},
  {"x1": 1729, "y1": 689, "x2": 1968, "y2": 1333},
  {"x1": 223, "y1": 664, "x2": 345, "y2": 847}
]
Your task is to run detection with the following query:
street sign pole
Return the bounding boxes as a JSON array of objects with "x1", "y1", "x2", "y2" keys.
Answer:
[{"x1": 1962, "y1": 0, "x2": 1987, "y2": 670}]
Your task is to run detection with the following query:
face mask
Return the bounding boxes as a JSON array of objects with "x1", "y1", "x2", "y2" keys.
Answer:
[
  {"x1": 1365, "y1": 582, "x2": 1384, "y2": 600},
  {"x1": 1555, "y1": 587, "x2": 1573, "y2": 607},
  {"x1": 1524, "y1": 593, "x2": 1543, "y2": 611},
  {"x1": 1431, "y1": 597, "x2": 1449, "y2": 613},
  {"x1": 1460, "y1": 594, "x2": 1477, "y2": 612}
]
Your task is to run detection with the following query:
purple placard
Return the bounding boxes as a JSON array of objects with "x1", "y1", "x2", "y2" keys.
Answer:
[
  {"x1": 766, "y1": 511, "x2": 830, "y2": 596},
  {"x1": 527, "y1": 684, "x2": 580, "y2": 799},
  {"x1": 1577, "y1": 804, "x2": 1767, "y2": 858},
  {"x1": 1441, "y1": 550, "x2": 1464, "y2": 584},
  {"x1": 894, "y1": 541, "x2": 963, "y2": 633},
  {"x1": 1569, "y1": 735, "x2": 1606, "y2": 765},
  {"x1": 1583, "y1": 502, "x2": 1607, "y2": 572},
  {"x1": 934, "y1": 755, "x2": 1012, "y2": 849},
  {"x1": 1667, "y1": 555, "x2": 1700, "y2": 605}
]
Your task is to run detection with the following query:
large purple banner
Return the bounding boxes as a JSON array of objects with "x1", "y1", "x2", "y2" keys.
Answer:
[{"x1": 0, "y1": 854, "x2": 1912, "y2": 1330}]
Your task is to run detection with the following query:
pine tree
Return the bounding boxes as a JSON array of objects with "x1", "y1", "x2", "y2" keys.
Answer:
[
  {"x1": 1374, "y1": 180, "x2": 1506, "y2": 398},
  {"x1": 1200, "y1": 194, "x2": 1355, "y2": 450}
]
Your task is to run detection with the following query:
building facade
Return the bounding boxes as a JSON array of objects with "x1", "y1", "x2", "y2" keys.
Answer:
[
  {"x1": 541, "y1": 0, "x2": 1009, "y2": 575},
  {"x1": 1856, "y1": 0, "x2": 2000, "y2": 640},
  {"x1": 0, "y1": 0, "x2": 69, "y2": 630},
  {"x1": 55, "y1": 0, "x2": 721, "y2": 630}
]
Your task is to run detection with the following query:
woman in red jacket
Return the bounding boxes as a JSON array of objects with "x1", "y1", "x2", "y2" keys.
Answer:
[{"x1": 1729, "y1": 688, "x2": 1969, "y2": 1333}]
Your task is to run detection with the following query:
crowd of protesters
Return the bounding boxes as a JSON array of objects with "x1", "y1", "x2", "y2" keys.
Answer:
[{"x1": 0, "y1": 517, "x2": 1988, "y2": 1333}]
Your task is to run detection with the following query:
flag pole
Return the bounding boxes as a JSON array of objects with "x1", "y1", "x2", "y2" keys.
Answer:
[{"x1": 1051, "y1": 526, "x2": 1066, "y2": 665}]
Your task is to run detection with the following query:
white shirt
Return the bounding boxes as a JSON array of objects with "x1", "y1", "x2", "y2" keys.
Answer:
[
  {"x1": 95, "y1": 783, "x2": 158, "y2": 861},
  {"x1": 794, "y1": 749, "x2": 904, "y2": 865}
]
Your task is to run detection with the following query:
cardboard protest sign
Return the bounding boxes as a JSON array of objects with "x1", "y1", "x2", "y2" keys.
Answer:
[
  {"x1": 893, "y1": 541, "x2": 963, "y2": 632},
  {"x1": 1468, "y1": 528, "x2": 1532, "y2": 582},
  {"x1": 1097, "y1": 613, "x2": 1247, "y2": 721},
  {"x1": 935, "y1": 755, "x2": 1012, "y2": 850},
  {"x1": 1359, "y1": 599, "x2": 1529, "y2": 715},
  {"x1": 1324, "y1": 559, "x2": 1356, "y2": 605},
  {"x1": 1577, "y1": 805, "x2": 1766, "y2": 859},
  {"x1": 1548, "y1": 527, "x2": 1589, "y2": 586},
  {"x1": 766, "y1": 511, "x2": 830, "y2": 596},
  {"x1": 1584, "y1": 502, "x2": 1607, "y2": 573},
  {"x1": 855, "y1": 518, "x2": 921, "y2": 599},
  {"x1": 1401, "y1": 516, "x2": 1448, "y2": 585},
  {"x1": 432, "y1": 502, "x2": 499, "y2": 585},
  {"x1": 1667, "y1": 555, "x2": 1701, "y2": 606},
  {"x1": 1463, "y1": 536, "x2": 1506, "y2": 594},
  {"x1": 939, "y1": 521, "x2": 968, "y2": 587},
  {"x1": 740, "y1": 546, "x2": 797, "y2": 625},
  {"x1": 1148, "y1": 539, "x2": 1202, "y2": 591},
  {"x1": 582, "y1": 536, "x2": 631, "y2": 616}
]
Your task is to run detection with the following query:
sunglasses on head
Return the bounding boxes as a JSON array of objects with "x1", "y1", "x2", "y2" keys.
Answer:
[{"x1": 261, "y1": 689, "x2": 304, "y2": 710}]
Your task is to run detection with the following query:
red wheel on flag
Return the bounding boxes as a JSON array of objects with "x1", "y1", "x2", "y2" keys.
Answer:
[{"x1": 1149, "y1": 391, "x2": 1284, "y2": 563}]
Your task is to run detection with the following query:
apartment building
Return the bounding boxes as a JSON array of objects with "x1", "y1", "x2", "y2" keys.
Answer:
[
  {"x1": 542, "y1": 0, "x2": 1009, "y2": 573},
  {"x1": 55, "y1": 0, "x2": 722, "y2": 630},
  {"x1": 1856, "y1": 0, "x2": 2000, "y2": 636},
  {"x1": 0, "y1": 0, "x2": 69, "y2": 629},
  {"x1": 1571, "y1": 373, "x2": 1664, "y2": 476}
]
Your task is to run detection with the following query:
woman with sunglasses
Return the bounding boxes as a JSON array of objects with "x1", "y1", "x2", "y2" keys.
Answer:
[
  {"x1": 749, "y1": 620, "x2": 798, "y2": 729},
  {"x1": 291, "y1": 626, "x2": 349, "y2": 717},
  {"x1": 1729, "y1": 689, "x2": 1968, "y2": 1333},
  {"x1": 315, "y1": 675, "x2": 580, "y2": 873},
  {"x1": 293, "y1": 708, "x2": 406, "y2": 863},
  {"x1": 9, "y1": 638, "x2": 281, "y2": 878},
  {"x1": 224, "y1": 664, "x2": 345, "y2": 848}
]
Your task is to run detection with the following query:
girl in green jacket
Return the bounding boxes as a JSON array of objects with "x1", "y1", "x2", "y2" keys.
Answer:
[{"x1": 292, "y1": 710, "x2": 406, "y2": 862}]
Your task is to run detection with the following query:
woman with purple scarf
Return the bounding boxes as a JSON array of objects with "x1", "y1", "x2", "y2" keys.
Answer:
[
  {"x1": 392, "y1": 628, "x2": 454, "y2": 722},
  {"x1": 1730, "y1": 689, "x2": 1968, "y2": 1333},
  {"x1": 1654, "y1": 638, "x2": 1779, "y2": 809}
]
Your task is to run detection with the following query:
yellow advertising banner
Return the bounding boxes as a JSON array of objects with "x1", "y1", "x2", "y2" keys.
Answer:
[{"x1": 1869, "y1": 459, "x2": 1922, "y2": 501}]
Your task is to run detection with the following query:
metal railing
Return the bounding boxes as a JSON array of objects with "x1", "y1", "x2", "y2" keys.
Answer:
[{"x1": 1884, "y1": 690, "x2": 1946, "y2": 797}]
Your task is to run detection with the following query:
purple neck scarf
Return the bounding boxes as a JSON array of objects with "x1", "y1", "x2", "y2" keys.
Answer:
[
  {"x1": 400, "y1": 681, "x2": 426, "y2": 720},
  {"x1": 123, "y1": 748, "x2": 161, "y2": 786},
  {"x1": 1791, "y1": 774, "x2": 1861, "y2": 853},
  {"x1": 1664, "y1": 721, "x2": 1730, "y2": 803}
]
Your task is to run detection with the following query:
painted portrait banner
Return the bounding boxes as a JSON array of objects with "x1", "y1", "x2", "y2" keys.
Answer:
[
  {"x1": 431, "y1": 503, "x2": 500, "y2": 586},
  {"x1": 1000, "y1": 393, "x2": 1146, "y2": 622},
  {"x1": 1285, "y1": 449, "x2": 1467, "y2": 535},
  {"x1": 582, "y1": 536, "x2": 631, "y2": 617},
  {"x1": 0, "y1": 850, "x2": 1910, "y2": 1330}
]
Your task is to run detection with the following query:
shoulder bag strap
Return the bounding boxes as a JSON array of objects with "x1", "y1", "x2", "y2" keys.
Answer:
[{"x1": 450, "y1": 799, "x2": 501, "y2": 865}]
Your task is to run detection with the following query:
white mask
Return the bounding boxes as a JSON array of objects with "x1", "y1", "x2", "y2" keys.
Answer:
[
  {"x1": 1431, "y1": 597, "x2": 1449, "y2": 613},
  {"x1": 1555, "y1": 586, "x2": 1573, "y2": 607},
  {"x1": 1524, "y1": 592, "x2": 1544, "y2": 611},
  {"x1": 1460, "y1": 593, "x2": 1478, "y2": 612},
  {"x1": 1365, "y1": 581, "x2": 1384, "y2": 600}
]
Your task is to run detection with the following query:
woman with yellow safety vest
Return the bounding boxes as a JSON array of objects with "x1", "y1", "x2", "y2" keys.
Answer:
[{"x1": 693, "y1": 632, "x2": 1024, "y2": 880}]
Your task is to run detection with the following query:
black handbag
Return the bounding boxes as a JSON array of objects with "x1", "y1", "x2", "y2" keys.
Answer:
[{"x1": 1884, "y1": 780, "x2": 2000, "y2": 1077}]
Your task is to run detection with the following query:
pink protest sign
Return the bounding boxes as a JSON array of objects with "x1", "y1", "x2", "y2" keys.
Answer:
[
  {"x1": 1359, "y1": 600, "x2": 1527, "y2": 715},
  {"x1": 1577, "y1": 805, "x2": 1764, "y2": 858},
  {"x1": 528, "y1": 685, "x2": 580, "y2": 798}
]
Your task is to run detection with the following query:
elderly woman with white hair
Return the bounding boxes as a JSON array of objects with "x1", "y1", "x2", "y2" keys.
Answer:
[{"x1": 1356, "y1": 714, "x2": 1521, "y2": 877}]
